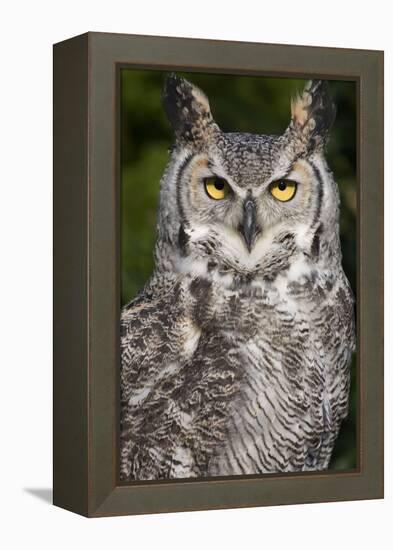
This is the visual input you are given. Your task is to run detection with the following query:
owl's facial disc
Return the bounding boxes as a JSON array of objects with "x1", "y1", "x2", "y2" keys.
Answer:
[{"x1": 161, "y1": 75, "x2": 339, "y2": 276}]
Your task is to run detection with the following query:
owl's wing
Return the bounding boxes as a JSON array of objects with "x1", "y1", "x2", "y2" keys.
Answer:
[
  {"x1": 120, "y1": 287, "x2": 188, "y2": 480},
  {"x1": 306, "y1": 274, "x2": 355, "y2": 469},
  {"x1": 120, "y1": 291, "x2": 241, "y2": 481}
]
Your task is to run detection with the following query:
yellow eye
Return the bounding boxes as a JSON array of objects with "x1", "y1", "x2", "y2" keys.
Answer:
[
  {"x1": 204, "y1": 177, "x2": 231, "y2": 200},
  {"x1": 270, "y1": 179, "x2": 297, "y2": 202}
]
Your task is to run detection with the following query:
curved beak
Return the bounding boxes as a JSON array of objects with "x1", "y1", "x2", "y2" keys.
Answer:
[{"x1": 240, "y1": 198, "x2": 258, "y2": 252}]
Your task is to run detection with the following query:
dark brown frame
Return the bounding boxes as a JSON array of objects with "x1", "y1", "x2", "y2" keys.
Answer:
[{"x1": 53, "y1": 32, "x2": 384, "y2": 517}]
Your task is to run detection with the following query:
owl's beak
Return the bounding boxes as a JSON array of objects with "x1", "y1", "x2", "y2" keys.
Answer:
[{"x1": 240, "y1": 198, "x2": 258, "y2": 252}]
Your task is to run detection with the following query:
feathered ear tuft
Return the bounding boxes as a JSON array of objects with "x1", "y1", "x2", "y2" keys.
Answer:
[
  {"x1": 162, "y1": 73, "x2": 217, "y2": 143},
  {"x1": 290, "y1": 80, "x2": 336, "y2": 148}
]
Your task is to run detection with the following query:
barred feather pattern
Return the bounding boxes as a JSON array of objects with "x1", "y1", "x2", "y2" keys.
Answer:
[
  {"x1": 120, "y1": 77, "x2": 355, "y2": 481},
  {"x1": 120, "y1": 252, "x2": 354, "y2": 480}
]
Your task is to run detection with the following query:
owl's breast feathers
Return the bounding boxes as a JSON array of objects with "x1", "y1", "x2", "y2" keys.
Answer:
[{"x1": 120, "y1": 267, "x2": 355, "y2": 480}]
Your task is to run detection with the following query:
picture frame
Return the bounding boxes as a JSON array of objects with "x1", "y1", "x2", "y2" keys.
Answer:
[{"x1": 53, "y1": 32, "x2": 384, "y2": 517}]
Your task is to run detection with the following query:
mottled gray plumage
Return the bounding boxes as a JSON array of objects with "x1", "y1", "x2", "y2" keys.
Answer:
[{"x1": 120, "y1": 75, "x2": 355, "y2": 481}]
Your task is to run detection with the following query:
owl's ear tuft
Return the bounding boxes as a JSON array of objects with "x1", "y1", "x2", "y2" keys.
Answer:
[
  {"x1": 162, "y1": 73, "x2": 217, "y2": 142},
  {"x1": 290, "y1": 80, "x2": 336, "y2": 148}
]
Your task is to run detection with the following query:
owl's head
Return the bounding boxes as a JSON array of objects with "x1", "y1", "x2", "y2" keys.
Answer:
[{"x1": 155, "y1": 74, "x2": 341, "y2": 281}]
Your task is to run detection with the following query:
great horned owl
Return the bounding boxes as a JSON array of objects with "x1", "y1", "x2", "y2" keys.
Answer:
[{"x1": 120, "y1": 75, "x2": 355, "y2": 481}]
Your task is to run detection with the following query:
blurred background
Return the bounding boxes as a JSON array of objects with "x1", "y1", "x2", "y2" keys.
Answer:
[{"x1": 121, "y1": 69, "x2": 357, "y2": 471}]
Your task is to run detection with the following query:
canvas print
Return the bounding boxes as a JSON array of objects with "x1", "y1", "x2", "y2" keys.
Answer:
[{"x1": 119, "y1": 71, "x2": 356, "y2": 482}]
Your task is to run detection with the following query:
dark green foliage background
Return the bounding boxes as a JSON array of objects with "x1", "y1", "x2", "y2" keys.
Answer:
[{"x1": 121, "y1": 69, "x2": 357, "y2": 471}]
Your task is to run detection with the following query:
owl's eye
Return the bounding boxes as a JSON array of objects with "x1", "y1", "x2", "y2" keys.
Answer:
[
  {"x1": 269, "y1": 179, "x2": 297, "y2": 202},
  {"x1": 204, "y1": 177, "x2": 231, "y2": 200}
]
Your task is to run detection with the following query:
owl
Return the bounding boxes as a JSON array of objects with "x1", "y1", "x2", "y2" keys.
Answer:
[{"x1": 120, "y1": 75, "x2": 355, "y2": 481}]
